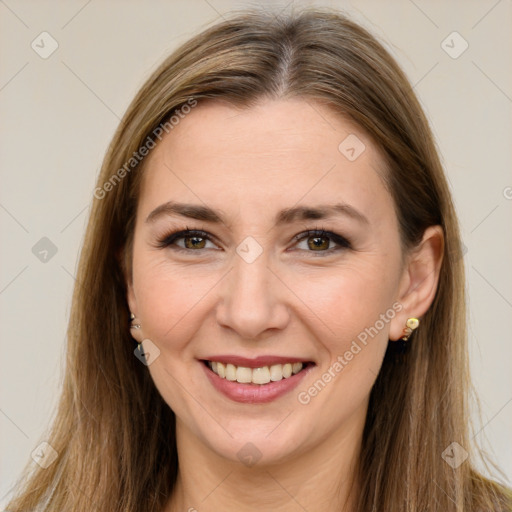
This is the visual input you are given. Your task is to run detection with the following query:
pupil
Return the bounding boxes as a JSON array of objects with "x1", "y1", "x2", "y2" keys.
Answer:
[
  {"x1": 185, "y1": 236, "x2": 206, "y2": 249},
  {"x1": 308, "y1": 236, "x2": 328, "y2": 250}
]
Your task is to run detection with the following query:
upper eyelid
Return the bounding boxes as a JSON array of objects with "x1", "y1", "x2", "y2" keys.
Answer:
[
  {"x1": 158, "y1": 229, "x2": 218, "y2": 248},
  {"x1": 159, "y1": 231, "x2": 223, "y2": 253}
]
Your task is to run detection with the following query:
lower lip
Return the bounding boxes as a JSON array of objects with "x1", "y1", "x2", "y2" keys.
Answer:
[{"x1": 201, "y1": 361, "x2": 314, "y2": 404}]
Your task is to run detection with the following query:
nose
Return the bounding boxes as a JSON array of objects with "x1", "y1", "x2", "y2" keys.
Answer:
[{"x1": 215, "y1": 251, "x2": 290, "y2": 340}]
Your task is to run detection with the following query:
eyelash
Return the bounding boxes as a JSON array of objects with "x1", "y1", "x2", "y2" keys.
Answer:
[{"x1": 156, "y1": 225, "x2": 352, "y2": 256}]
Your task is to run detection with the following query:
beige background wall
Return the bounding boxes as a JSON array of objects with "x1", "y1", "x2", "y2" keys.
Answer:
[{"x1": 1, "y1": 0, "x2": 511, "y2": 505}]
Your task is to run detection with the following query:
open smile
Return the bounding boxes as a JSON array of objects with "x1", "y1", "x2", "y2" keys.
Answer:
[{"x1": 200, "y1": 357, "x2": 316, "y2": 404}]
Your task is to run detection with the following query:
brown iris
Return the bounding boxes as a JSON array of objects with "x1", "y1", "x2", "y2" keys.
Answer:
[
  {"x1": 184, "y1": 236, "x2": 207, "y2": 249},
  {"x1": 308, "y1": 236, "x2": 329, "y2": 251}
]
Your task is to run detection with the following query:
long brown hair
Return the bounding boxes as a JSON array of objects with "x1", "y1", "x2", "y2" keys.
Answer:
[{"x1": 6, "y1": 8, "x2": 511, "y2": 511}]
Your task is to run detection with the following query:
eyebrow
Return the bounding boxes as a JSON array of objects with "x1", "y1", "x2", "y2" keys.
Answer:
[{"x1": 145, "y1": 201, "x2": 369, "y2": 226}]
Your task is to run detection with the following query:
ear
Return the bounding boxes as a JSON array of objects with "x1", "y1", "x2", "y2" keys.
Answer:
[
  {"x1": 124, "y1": 263, "x2": 144, "y2": 343},
  {"x1": 389, "y1": 225, "x2": 444, "y2": 341},
  {"x1": 126, "y1": 278, "x2": 137, "y2": 317},
  {"x1": 117, "y1": 245, "x2": 138, "y2": 316}
]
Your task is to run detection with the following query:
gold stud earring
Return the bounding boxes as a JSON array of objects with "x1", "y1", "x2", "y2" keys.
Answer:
[{"x1": 401, "y1": 317, "x2": 419, "y2": 341}]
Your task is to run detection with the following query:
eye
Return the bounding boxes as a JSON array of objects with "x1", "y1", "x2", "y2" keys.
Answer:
[
  {"x1": 157, "y1": 228, "x2": 219, "y2": 251},
  {"x1": 155, "y1": 227, "x2": 351, "y2": 255},
  {"x1": 293, "y1": 229, "x2": 351, "y2": 254}
]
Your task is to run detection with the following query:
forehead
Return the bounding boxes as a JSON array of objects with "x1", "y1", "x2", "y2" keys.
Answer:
[{"x1": 138, "y1": 98, "x2": 394, "y2": 227}]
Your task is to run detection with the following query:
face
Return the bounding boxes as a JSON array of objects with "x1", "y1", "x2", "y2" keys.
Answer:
[{"x1": 127, "y1": 98, "x2": 407, "y2": 465}]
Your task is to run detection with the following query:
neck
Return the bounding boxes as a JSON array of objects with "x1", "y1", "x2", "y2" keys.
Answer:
[{"x1": 165, "y1": 417, "x2": 363, "y2": 512}]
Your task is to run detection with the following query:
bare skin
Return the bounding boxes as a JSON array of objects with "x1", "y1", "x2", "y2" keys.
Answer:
[{"x1": 126, "y1": 98, "x2": 443, "y2": 511}]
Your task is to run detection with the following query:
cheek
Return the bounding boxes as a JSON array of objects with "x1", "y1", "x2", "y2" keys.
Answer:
[
  {"x1": 292, "y1": 268, "x2": 396, "y2": 431},
  {"x1": 291, "y1": 260, "x2": 399, "y2": 351},
  {"x1": 132, "y1": 250, "x2": 220, "y2": 352},
  {"x1": 131, "y1": 256, "x2": 219, "y2": 414}
]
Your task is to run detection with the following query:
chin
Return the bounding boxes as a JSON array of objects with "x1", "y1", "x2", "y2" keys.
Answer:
[{"x1": 189, "y1": 413, "x2": 314, "y2": 467}]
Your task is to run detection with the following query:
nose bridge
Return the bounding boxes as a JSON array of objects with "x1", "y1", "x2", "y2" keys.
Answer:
[{"x1": 216, "y1": 247, "x2": 289, "y2": 339}]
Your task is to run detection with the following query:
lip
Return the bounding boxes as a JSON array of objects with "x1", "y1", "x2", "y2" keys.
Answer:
[
  {"x1": 200, "y1": 359, "x2": 315, "y2": 404},
  {"x1": 201, "y1": 354, "x2": 312, "y2": 368}
]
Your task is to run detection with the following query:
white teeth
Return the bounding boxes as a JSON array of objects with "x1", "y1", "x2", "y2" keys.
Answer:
[
  {"x1": 252, "y1": 366, "x2": 271, "y2": 384},
  {"x1": 207, "y1": 361, "x2": 304, "y2": 384},
  {"x1": 225, "y1": 363, "x2": 237, "y2": 381},
  {"x1": 269, "y1": 364, "x2": 283, "y2": 381},
  {"x1": 236, "y1": 366, "x2": 252, "y2": 383}
]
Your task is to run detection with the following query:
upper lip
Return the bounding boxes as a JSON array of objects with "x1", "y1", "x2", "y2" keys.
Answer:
[{"x1": 201, "y1": 355, "x2": 313, "y2": 368}]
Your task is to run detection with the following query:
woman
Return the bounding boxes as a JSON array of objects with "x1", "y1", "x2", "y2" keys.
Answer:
[{"x1": 6, "y1": 9, "x2": 511, "y2": 512}]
